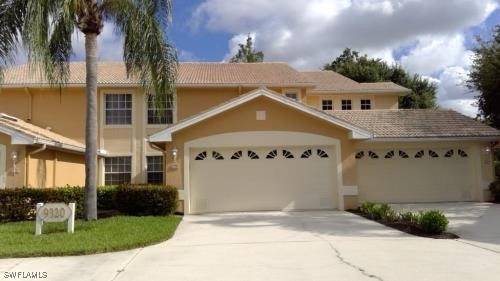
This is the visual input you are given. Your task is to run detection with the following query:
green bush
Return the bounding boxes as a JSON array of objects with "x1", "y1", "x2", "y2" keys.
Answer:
[
  {"x1": 399, "y1": 211, "x2": 420, "y2": 224},
  {"x1": 359, "y1": 201, "x2": 396, "y2": 221},
  {"x1": 115, "y1": 184, "x2": 178, "y2": 216},
  {"x1": 418, "y1": 210, "x2": 448, "y2": 234},
  {"x1": 489, "y1": 180, "x2": 500, "y2": 203},
  {"x1": 0, "y1": 185, "x2": 178, "y2": 222}
]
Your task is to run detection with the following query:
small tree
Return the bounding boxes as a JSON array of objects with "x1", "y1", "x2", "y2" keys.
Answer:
[
  {"x1": 324, "y1": 48, "x2": 437, "y2": 109},
  {"x1": 230, "y1": 35, "x2": 264, "y2": 63},
  {"x1": 467, "y1": 25, "x2": 500, "y2": 129},
  {"x1": 0, "y1": 0, "x2": 177, "y2": 220}
]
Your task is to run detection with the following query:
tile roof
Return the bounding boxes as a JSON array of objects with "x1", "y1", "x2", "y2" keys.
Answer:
[
  {"x1": 330, "y1": 109, "x2": 500, "y2": 139},
  {"x1": 1, "y1": 62, "x2": 315, "y2": 87},
  {"x1": 302, "y1": 71, "x2": 411, "y2": 94},
  {"x1": 0, "y1": 113, "x2": 86, "y2": 152}
]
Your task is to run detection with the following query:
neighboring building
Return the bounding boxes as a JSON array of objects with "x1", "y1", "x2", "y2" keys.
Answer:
[{"x1": 0, "y1": 62, "x2": 499, "y2": 213}]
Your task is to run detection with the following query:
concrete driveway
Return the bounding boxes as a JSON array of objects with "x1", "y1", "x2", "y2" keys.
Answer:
[
  {"x1": 391, "y1": 202, "x2": 500, "y2": 253},
  {"x1": 1, "y1": 208, "x2": 500, "y2": 281}
]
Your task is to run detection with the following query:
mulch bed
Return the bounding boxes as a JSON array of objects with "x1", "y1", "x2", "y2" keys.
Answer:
[{"x1": 347, "y1": 209, "x2": 459, "y2": 239}]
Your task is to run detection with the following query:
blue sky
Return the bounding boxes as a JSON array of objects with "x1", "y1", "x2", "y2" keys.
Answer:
[{"x1": 17, "y1": 0, "x2": 500, "y2": 117}]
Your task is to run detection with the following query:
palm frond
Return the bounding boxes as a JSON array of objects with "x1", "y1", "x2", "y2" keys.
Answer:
[
  {"x1": 21, "y1": 0, "x2": 75, "y2": 85},
  {"x1": 0, "y1": 0, "x2": 27, "y2": 82},
  {"x1": 103, "y1": 0, "x2": 177, "y2": 109}
]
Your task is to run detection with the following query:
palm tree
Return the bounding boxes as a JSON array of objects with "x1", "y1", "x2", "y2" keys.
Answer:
[{"x1": 0, "y1": 0, "x2": 177, "y2": 220}]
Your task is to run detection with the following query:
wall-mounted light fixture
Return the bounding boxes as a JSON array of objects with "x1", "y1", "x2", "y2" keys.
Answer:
[
  {"x1": 484, "y1": 145, "x2": 492, "y2": 153},
  {"x1": 172, "y1": 148, "x2": 178, "y2": 162},
  {"x1": 11, "y1": 151, "x2": 19, "y2": 174}
]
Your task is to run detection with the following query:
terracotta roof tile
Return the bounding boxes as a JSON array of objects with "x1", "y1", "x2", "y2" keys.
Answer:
[
  {"x1": 302, "y1": 71, "x2": 410, "y2": 94},
  {"x1": 1, "y1": 62, "x2": 314, "y2": 87},
  {"x1": 330, "y1": 109, "x2": 500, "y2": 138}
]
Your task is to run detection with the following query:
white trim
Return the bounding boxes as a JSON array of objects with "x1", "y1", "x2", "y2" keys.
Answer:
[
  {"x1": 182, "y1": 131, "x2": 346, "y2": 214},
  {"x1": 0, "y1": 144, "x2": 6, "y2": 189},
  {"x1": 149, "y1": 88, "x2": 373, "y2": 142},
  {"x1": 365, "y1": 137, "x2": 500, "y2": 142},
  {"x1": 309, "y1": 89, "x2": 410, "y2": 95},
  {"x1": 0, "y1": 125, "x2": 95, "y2": 154},
  {"x1": 102, "y1": 92, "x2": 134, "y2": 128},
  {"x1": 341, "y1": 186, "x2": 358, "y2": 196}
]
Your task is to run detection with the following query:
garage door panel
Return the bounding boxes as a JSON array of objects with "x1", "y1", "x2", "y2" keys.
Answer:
[
  {"x1": 190, "y1": 147, "x2": 337, "y2": 213},
  {"x1": 358, "y1": 148, "x2": 475, "y2": 203}
]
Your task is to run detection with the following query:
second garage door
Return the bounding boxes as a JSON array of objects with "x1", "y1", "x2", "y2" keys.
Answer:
[
  {"x1": 189, "y1": 146, "x2": 338, "y2": 213},
  {"x1": 357, "y1": 147, "x2": 476, "y2": 203}
]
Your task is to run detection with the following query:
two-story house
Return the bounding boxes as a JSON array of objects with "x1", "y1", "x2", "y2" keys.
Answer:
[{"x1": 1, "y1": 62, "x2": 499, "y2": 213}]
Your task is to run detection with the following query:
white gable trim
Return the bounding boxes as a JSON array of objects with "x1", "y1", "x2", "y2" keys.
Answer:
[{"x1": 149, "y1": 88, "x2": 373, "y2": 142}]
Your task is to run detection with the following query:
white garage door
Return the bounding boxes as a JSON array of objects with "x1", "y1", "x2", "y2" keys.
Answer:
[
  {"x1": 357, "y1": 148, "x2": 475, "y2": 203},
  {"x1": 190, "y1": 146, "x2": 337, "y2": 213},
  {"x1": 0, "y1": 144, "x2": 5, "y2": 189}
]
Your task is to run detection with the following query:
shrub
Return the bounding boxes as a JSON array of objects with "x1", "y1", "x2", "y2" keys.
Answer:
[
  {"x1": 115, "y1": 184, "x2": 178, "y2": 216},
  {"x1": 489, "y1": 180, "x2": 500, "y2": 203},
  {"x1": 399, "y1": 211, "x2": 420, "y2": 224},
  {"x1": 418, "y1": 210, "x2": 448, "y2": 234},
  {"x1": 359, "y1": 201, "x2": 396, "y2": 221},
  {"x1": 0, "y1": 186, "x2": 86, "y2": 222}
]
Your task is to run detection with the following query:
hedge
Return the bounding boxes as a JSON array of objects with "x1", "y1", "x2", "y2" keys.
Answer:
[{"x1": 0, "y1": 185, "x2": 178, "y2": 222}]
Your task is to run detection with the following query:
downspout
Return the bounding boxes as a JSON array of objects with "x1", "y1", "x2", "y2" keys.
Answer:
[{"x1": 25, "y1": 144, "x2": 47, "y2": 187}]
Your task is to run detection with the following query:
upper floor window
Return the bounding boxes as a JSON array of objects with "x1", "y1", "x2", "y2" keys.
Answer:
[
  {"x1": 147, "y1": 95, "x2": 174, "y2": 125},
  {"x1": 285, "y1": 92, "x2": 297, "y2": 100},
  {"x1": 322, "y1": 99, "x2": 333, "y2": 110},
  {"x1": 361, "y1": 99, "x2": 371, "y2": 110},
  {"x1": 104, "y1": 156, "x2": 131, "y2": 185},
  {"x1": 341, "y1": 99, "x2": 352, "y2": 110},
  {"x1": 105, "y1": 94, "x2": 132, "y2": 125}
]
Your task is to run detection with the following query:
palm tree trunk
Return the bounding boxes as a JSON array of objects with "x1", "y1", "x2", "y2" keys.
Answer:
[{"x1": 84, "y1": 32, "x2": 98, "y2": 220}]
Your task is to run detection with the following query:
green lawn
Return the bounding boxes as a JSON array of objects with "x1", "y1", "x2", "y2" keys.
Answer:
[{"x1": 0, "y1": 216, "x2": 182, "y2": 258}]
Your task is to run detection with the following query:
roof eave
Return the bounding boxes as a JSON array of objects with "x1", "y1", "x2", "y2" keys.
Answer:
[
  {"x1": 364, "y1": 136, "x2": 500, "y2": 142},
  {"x1": 309, "y1": 89, "x2": 410, "y2": 96},
  {"x1": 149, "y1": 88, "x2": 373, "y2": 143}
]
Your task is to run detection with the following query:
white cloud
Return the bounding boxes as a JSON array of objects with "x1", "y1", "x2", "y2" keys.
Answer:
[
  {"x1": 179, "y1": 50, "x2": 198, "y2": 62},
  {"x1": 436, "y1": 66, "x2": 479, "y2": 117},
  {"x1": 190, "y1": 0, "x2": 497, "y2": 116},
  {"x1": 400, "y1": 34, "x2": 472, "y2": 75},
  {"x1": 71, "y1": 22, "x2": 123, "y2": 61}
]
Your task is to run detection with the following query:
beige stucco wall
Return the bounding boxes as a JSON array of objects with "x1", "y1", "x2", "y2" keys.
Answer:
[
  {"x1": 162, "y1": 95, "x2": 357, "y2": 191},
  {"x1": 304, "y1": 94, "x2": 399, "y2": 110},
  {"x1": 27, "y1": 148, "x2": 85, "y2": 188}
]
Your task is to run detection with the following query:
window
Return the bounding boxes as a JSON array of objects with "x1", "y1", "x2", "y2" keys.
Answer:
[
  {"x1": 231, "y1": 150, "x2": 242, "y2": 160},
  {"x1": 105, "y1": 94, "x2": 132, "y2": 125},
  {"x1": 360, "y1": 99, "x2": 371, "y2": 110},
  {"x1": 248, "y1": 150, "x2": 259, "y2": 159},
  {"x1": 301, "y1": 149, "x2": 312, "y2": 159},
  {"x1": 385, "y1": 151, "x2": 394, "y2": 159},
  {"x1": 322, "y1": 99, "x2": 333, "y2": 110},
  {"x1": 195, "y1": 151, "x2": 207, "y2": 160},
  {"x1": 355, "y1": 151, "x2": 365, "y2": 159},
  {"x1": 282, "y1": 150, "x2": 294, "y2": 159},
  {"x1": 368, "y1": 151, "x2": 379, "y2": 159},
  {"x1": 146, "y1": 156, "x2": 163, "y2": 184},
  {"x1": 399, "y1": 150, "x2": 409, "y2": 159},
  {"x1": 285, "y1": 92, "x2": 298, "y2": 100},
  {"x1": 341, "y1": 99, "x2": 352, "y2": 110},
  {"x1": 317, "y1": 149, "x2": 329, "y2": 158},
  {"x1": 266, "y1": 150, "x2": 278, "y2": 159},
  {"x1": 212, "y1": 151, "x2": 224, "y2": 160},
  {"x1": 147, "y1": 95, "x2": 174, "y2": 125},
  {"x1": 104, "y1": 157, "x2": 131, "y2": 185}
]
